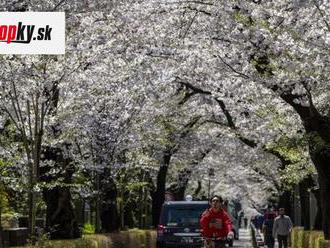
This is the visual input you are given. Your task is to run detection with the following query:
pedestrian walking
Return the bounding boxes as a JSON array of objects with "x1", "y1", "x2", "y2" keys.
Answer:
[
  {"x1": 238, "y1": 210, "x2": 244, "y2": 228},
  {"x1": 257, "y1": 214, "x2": 265, "y2": 231},
  {"x1": 263, "y1": 211, "x2": 276, "y2": 248},
  {"x1": 244, "y1": 216, "x2": 248, "y2": 229},
  {"x1": 272, "y1": 208, "x2": 293, "y2": 248}
]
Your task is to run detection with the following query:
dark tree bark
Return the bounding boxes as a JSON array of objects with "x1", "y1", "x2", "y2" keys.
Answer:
[
  {"x1": 281, "y1": 101, "x2": 330, "y2": 237},
  {"x1": 278, "y1": 190, "x2": 293, "y2": 220},
  {"x1": 278, "y1": 98, "x2": 330, "y2": 237},
  {"x1": 124, "y1": 200, "x2": 136, "y2": 228},
  {"x1": 100, "y1": 201, "x2": 119, "y2": 232},
  {"x1": 311, "y1": 188, "x2": 322, "y2": 230},
  {"x1": 299, "y1": 178, "x2": 312, "y2": 230},
  {"x1": 193, "y1": 180, "x2": 202, "y2": 197},
  {"x1": 152, "y1": 154, "x2": 171, "y2": 227},
  {"x1": 309, "y1": 142, "x2": 330, "y2": 238},
  {"x1": 100, "y1": 174, "x2": 120, "y2": 232},
  {"x1": 43, "y1": 187, "x2": 80, "y2": 239},
  {"x1": 73, "y1": 199, "x2": 85, "y2": 227},
  {"x1": 167, "y1": 168, "x2": 192, "y2": 201},
  {"x1": 40, "y1": 146, "x2": 80, "y2": 239},
  {"x1": 151, "y1": 116, "x2": 201, "y2": 227}
]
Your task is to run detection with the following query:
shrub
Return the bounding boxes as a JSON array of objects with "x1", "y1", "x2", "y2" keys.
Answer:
[
  {"x1": 292, "y1": 227, "x2": 304, "y2": 248},
  {"x1": 297, "y1": 229, "x2": 305, "y2": 248},
  {"x1": 303, "y1": 231, "x2": 311, "y2": 248},
  {"x1": 85, "y1": 235, "x2": 112, "y2": 248},
  {"x1": 14, "y1": 229, "x2": 157, "y2": 248},
  {"x1": 21, "y1": 237, "x2": 99, "y2": 248},
  {"x1": 146, "y1": 230, "x2": 157, "y2": 248},
  {"x1": 0, "y1": 183, "x2": 10, "y2": 212},
  {"x1": 83, "y1": 223, "x2": 95, "y2": 235},
  {"x1": 110, "y1": 229, "x2": 156, "y2": 248},
  {"x1": 290, "y1": 228, "x2": 328, "y2": 248},
  {"x1": 319, "y1": 240, "x2": 330, "y2": 248},
  {"x1": 309, "y1": 231, "x2": 324, "y2": 248},
  {"x1": 1, "y1": 212, "x2": 19, "y2": 229}
]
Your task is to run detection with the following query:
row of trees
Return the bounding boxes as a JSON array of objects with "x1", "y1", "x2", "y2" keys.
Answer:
[{"x1": 0, "y1": 0, "x2": 329, "y2": 240}]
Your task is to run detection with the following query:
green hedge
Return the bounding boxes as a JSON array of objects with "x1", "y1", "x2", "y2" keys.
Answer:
[
  {"x1": 317, "y1": 240, "x2": 330, "y2": 248},
  {"x1": 292, "y1": 227, "x2": 304, "y2": 248},
  {"x1": 21, "y1": 237, "x2": 99, "y2": 248},
  {"x1": 106, "y1": 229, "x2": 156, "y2": 248},
  {"x1": 303, "y1": 231, "x2": 312, "y2": 248},
  {"x1": 1, "y1": 212, "x2": 18, "y2": 228},
  {"x1": 291, "y1": 227, "x2": 329, "y2": 248},
  {"x1": 310, "y1": 231, "x2": 324, "y2": 248},
  {"x1": 319, "y1": 240, "x2": 330, "y2": 248},
  {"x1": 15, "y1": 229, "x2": 156, "y2": 248}
]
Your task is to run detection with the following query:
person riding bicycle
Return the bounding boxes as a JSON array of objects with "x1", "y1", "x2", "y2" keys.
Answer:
[{"x1": 200, "y1": 195, "x2": 234, "y2": 248}]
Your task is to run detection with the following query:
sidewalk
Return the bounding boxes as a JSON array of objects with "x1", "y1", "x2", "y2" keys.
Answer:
[
  {"x1": 254, "y1": 228, "x2": 282, "y2": 248},
  {"x1": 234, "y1": 228, "x2": 253, "y2": 247}
]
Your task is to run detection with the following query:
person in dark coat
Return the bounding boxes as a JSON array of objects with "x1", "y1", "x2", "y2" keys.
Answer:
[{"x1": 263, "y1": 212, "x2": 276, "y2": 248}]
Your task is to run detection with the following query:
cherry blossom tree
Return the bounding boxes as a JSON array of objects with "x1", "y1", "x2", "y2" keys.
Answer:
[
  {"x1": 117, "y1": 0, "x2": 329, "y2": 237},
  {"x1": 1, "y1": 0, "x2": 329, "y2": 238}
]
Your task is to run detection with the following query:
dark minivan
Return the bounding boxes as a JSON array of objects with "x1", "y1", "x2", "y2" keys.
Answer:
[{"x1": 156, "y1": 201, "x2": 209, "y2": 248}]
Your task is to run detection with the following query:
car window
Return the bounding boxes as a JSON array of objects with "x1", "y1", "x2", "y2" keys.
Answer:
[{"x1": 166, "y1": 206, "x2": 208, "y2": 226}]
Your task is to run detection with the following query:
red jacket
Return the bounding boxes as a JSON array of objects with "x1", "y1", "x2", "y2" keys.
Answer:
[{"x1": 200, "y1": 208, "x2": 232, "y2": 238}]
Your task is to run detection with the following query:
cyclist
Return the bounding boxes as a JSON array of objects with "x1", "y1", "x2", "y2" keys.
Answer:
[{"x1": 200, "y1": 195, "x2": 234, "y2": 248}]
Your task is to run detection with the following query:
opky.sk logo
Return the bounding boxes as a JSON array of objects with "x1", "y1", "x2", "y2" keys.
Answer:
[
  {"x1": 0, "y1": 12, "x2": 64, "y2": 54},
  {"x1": 0, "y1": 22, "x2": 52, "y2": 43}
]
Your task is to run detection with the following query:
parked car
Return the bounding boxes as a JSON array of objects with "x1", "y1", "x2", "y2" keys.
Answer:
[
  {"x1": 156, "y1": 199, "x2": 239, "y2": 248},
  {"x1": 156, "y1": 200, "x2": 208, "y2": 248}
]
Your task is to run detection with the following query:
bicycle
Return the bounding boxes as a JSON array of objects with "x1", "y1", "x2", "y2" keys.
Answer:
[{"x1": 202, "y1": 236, "x2": 228, "y2": 248}]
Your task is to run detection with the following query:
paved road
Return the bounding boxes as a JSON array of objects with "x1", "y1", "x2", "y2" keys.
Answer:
[{"x1": 233, "y1": 228, "x2": 253, "y2": 247}]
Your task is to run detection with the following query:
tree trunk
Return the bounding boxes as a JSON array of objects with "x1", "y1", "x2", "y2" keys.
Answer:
[
  {"x1": 40, "y1": 146, "x2": 80, "y2": 239},
  {"x1": 100, "y1": 176, "x2": 120, "y2": 232},
  {"x1": 28, "y1": 183, "x2": 36, "y2": 239},
  {"x1": 309, "y1": 138, "x2": 330, "y2": 238},
  {"x1": 43, "y1": 187, "x2": 80, "y2": 239},
  {"x1": 278, "y1": 91, "x2": 330, "y2": 237},
  {"x1": 311, "y1": 188, "x2": 322, "y2": 230},
  {"x1": 152, "y1": 153, "x2": 171, "y2": 227},
  {"x1": 299, "y1": 179, "x2": 311, "y2": 230},
  {"x1": 314, "y1": 160, "x2": 330, "y2": 238},
  {"x1": 295, "y1": 113, "x2": 330, "y2": 236},
  {"x1": 95, "y1": 174, "x2": 101, "y2": 233},
  {"x1": 167, "y1": 168, "x2": 191, "y2": 201},
  {"x1": 100, "y1": 201, "x2": 119, "y2": 232},
  {"x1": 194, "y1": 181, "x2": 202, "y2": 195}
]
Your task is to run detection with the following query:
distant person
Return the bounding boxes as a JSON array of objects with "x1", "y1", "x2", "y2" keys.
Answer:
[
  {"x1": 257, "y1": 214, "x2": 264, "y2": 231},
  {"x1": 238, "y1": 210, "x2": 244, "y2": 228},
  {"x1": 251, "y1": 214, "x2": 258, "y2": 229},
  {"x1": 263, "y1": 211, "x2": 276, "y2": 248},
  {"x1": 272, "y1": 208, "x2": 292, "y2": 248},
  {"x1": 244, "y1": 216, "x2": 248, "y2": 229},
  {"x1": 200, "y1": 195, "x2": 234, "y2": 248}
]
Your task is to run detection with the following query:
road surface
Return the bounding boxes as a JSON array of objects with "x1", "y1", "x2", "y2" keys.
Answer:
[{"x1": 233, "y1": 228, "x2": 253, "y2": 247}]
